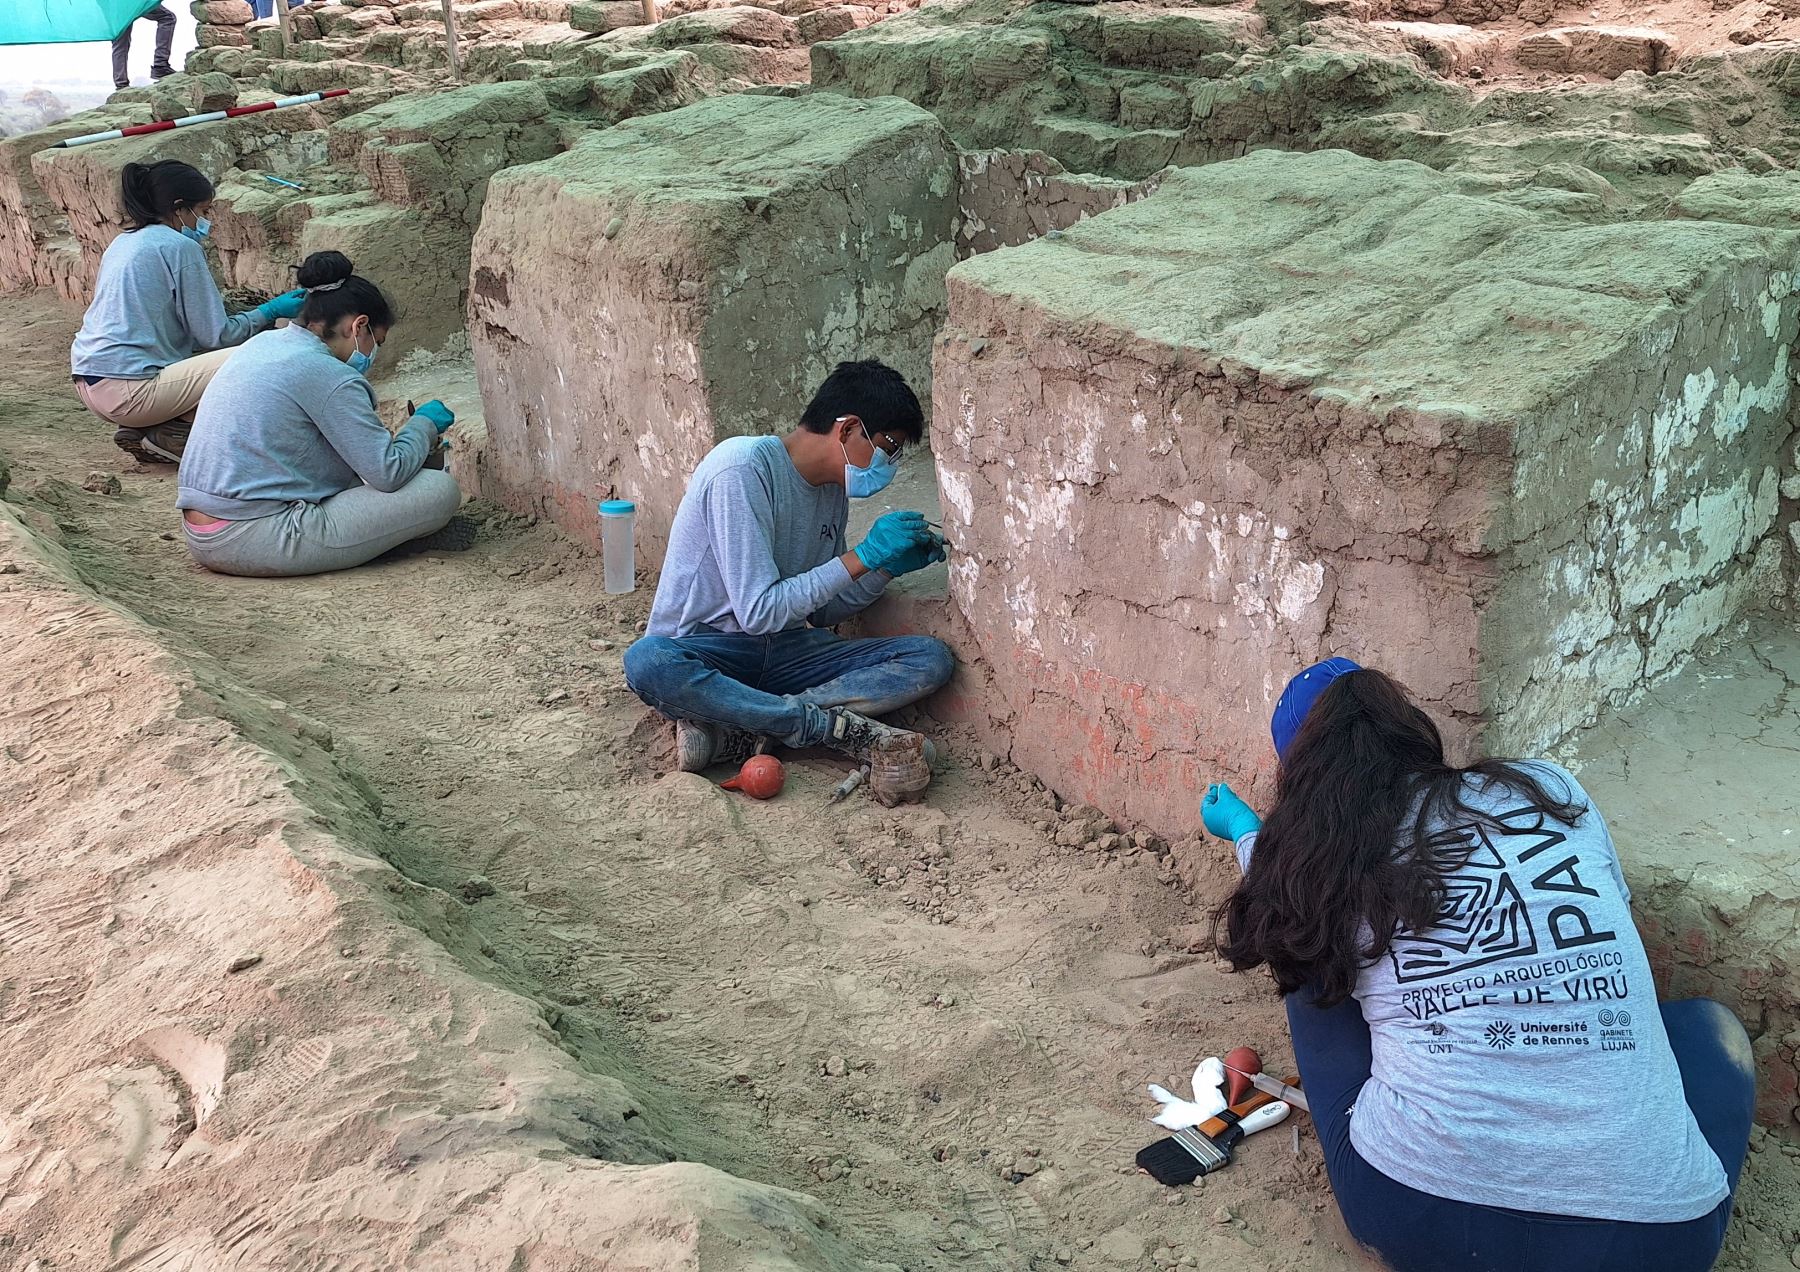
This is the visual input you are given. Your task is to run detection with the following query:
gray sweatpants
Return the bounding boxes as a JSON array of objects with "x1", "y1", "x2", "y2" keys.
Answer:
[{"x1": 183, "y1": 471, "x2": 462, "y2": 578}]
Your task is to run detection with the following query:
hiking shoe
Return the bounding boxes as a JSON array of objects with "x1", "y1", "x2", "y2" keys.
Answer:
[
  {"x1": 674, "y1": 720, "x2": 764, "y2": 773},
  {"x1": 822, "y1": 709, "x2": 937, "y2": 765},
  {"x1": 113, "y1": 427, "x2": 147, "y2": 461},
  {"x1": 150, "y1": 65, "x2": 175, "y2": 81},
  {"x1": 138, "y1": 423, "x2": 189, "y2": 464},
  {"x1": 114, "y1": 425, "x2": 183, "y2": 465}
]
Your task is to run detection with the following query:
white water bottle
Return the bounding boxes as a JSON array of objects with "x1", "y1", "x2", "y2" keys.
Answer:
[{"x1": 599, "y1": 499, "x2": 636, "y2": 594}]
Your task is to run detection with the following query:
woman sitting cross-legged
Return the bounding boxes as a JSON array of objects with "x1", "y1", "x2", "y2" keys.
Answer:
[
  {"x1": 1203, "y1": 659, "x2": 1755, "y2": 1272},
  {"x1": 176, "y1": 251, "x2": 463, "y2": 577}
]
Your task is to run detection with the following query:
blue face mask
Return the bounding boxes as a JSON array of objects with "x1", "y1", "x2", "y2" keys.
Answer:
[
  {"x1": 346, "y1": 327, "x2": 379, "y2": 376},
  {"x1": 842, "y1": 424, "x2": 897, "y2": 499},
  {"x1": 180, "y1": 215, "x2": 211, "y2": 242}
]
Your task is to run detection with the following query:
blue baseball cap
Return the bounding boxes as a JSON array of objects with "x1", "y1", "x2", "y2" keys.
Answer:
[{"x1": 1271, "y1": 657, "x2": 1361, "y2": 759}]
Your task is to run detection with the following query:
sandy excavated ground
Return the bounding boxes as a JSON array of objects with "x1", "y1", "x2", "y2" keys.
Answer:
[{"x1": 1, "y1": 290, "x2": 1796, "y2": 1270}]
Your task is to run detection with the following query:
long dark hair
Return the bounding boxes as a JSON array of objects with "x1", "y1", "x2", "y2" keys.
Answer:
[
  {"x1": 294, "y1": 251, "x2": 394, "y2": 331},
  {"x1": 1212, "y1": 668, "x2": 1586, "y2": 1006},
  {"x1": 121, "y1": 160, "x2": 214, "y2": 231}
]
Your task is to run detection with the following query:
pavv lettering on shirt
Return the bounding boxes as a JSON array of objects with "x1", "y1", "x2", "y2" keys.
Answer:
[{"x1": 1392, "y1": 811, "x2": 1624, "y2": 1027}]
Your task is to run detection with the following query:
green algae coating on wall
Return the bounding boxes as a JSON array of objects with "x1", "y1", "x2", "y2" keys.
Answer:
[
  {"x1": 467, "y1": 93, "x2": 958, "y2": 555},
  {"x1": 933, "y1": 149, "x2": 1797, "y2": 830}
]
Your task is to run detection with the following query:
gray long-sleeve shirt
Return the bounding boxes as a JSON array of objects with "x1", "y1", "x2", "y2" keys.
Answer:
[
  {"x1": 176, "y1": 323, "x2": 436, "y2": 520},
  {"x1": 647, "y1": 435, "x2": 890, "y2": 638},
  {"x1": 70, "y1": 224, "x2": 270, "y2": 380}
]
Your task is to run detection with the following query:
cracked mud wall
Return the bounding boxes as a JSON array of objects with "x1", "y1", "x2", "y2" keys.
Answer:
[
  {"x1": 1482, "y1": 251, "x2": 1799, "y2": 751},
  {"x1": 931, "y1": 149, "x2": 1799, "y2": 832},
  {"x1": 466, "y1": 93, "x2": 957, "y2": 557}
]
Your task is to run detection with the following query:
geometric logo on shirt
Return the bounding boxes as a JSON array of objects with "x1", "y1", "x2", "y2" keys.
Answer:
[
  {"x1": 1388, "y1": 823, "x2": 1541, "y2": 984},
  {"x1": 1485, "y1": 1021, "x2": 1517, "y2": 1050}
]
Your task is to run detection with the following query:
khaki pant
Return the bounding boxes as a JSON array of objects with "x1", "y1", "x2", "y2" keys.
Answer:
[{"x1": 74, "y1": 347, "x2": 235, "y2": 431}]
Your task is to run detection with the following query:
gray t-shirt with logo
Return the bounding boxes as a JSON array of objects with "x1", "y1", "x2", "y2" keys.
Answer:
[{"x1": 1240, "y1": 761, "x2": 1727, "y2": 1222}]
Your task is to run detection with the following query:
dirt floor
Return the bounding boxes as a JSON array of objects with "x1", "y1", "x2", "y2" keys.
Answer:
[{"x1": 1, "y1": 290, "x2": 1796, "y2": 1270}]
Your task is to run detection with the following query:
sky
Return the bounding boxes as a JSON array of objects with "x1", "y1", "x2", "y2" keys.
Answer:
[{"x1": 0, "y1": 7, "x2": 199, "y2": 93}]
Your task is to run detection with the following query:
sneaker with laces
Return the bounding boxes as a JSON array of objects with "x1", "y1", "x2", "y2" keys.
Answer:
[
  {"x1": 673, "y1": 720, "x2": 763, "y2": 773},
  {"x1": 822, "y1": 709, "x2": 936, "y2": 765},
  {"x1": 115, "y1": 426, "x2": 184, "y2": 465}
]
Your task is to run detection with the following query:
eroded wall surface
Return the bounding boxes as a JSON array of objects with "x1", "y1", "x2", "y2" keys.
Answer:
[
  {"x1": 466, "y1": 92, "x2": 957, "y2": 555},
  {"x1": 954, "y1": 148, "x2": 1155, "y2": 257},
  {"x1": 932, "y1": 149, "x2": 1797, "y2": 829}
]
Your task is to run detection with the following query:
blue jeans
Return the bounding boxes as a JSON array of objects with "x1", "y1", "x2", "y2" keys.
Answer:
[
  {"x1": 1288, "y1": 989, "x2": 1755, "y2": 1271},
  {"x1": 623, "y1": 626, "x2": 955, "y2": 748}
]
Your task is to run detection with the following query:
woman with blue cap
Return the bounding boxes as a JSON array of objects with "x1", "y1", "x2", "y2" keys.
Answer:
[
  {"x1": 70, "y1": 160, "x2": 308, "y2": 464},
  {"x1": 1202, "y1": 660, "x2": 1753, "y2": 1272}
]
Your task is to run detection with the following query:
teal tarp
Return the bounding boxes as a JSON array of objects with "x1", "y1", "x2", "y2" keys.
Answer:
[{"x1": 0, "y1": 0, "x2": 165, "y2": 44}]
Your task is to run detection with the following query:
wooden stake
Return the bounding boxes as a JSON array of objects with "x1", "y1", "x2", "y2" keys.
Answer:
[
  {"x1": 640, "y1": 0, "x2": 660, "y2": 23},
  {"x1": 440, "y1": 0, "x2": 463, "y2": 81},
  {"x1": 276, "y1": 0, "x2": 292, "y2": 54}
]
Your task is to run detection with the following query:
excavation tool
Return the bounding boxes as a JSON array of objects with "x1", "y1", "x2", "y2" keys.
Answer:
[
  {"x1": 826, "y1": 765, "x2": 868, "y2": 806},
  {"x1": 1223, "y1": 1045, "x2": 1261, "y2": 1104},
  {"x1": 1136, "y1": 1083, "x2": 1296, "y2": 1185},
  {"x1": 722, "y1": 756, "x2": 785, "y2": 800},
  {"x1": 1223, "y1": 1054, "x2": 1310, "y2": 1114},
  {"x1": 53, "y1": 90, "x2": 350, "y2": 148}
]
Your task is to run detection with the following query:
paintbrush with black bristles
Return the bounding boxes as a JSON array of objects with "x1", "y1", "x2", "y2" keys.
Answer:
[{"x1": 1134, "y1": 1078, "x2": 1299, "y2": 1185}]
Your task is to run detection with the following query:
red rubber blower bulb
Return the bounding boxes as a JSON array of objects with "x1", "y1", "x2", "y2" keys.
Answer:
[
  {"x1": 721, "y1": 755, "x2": 786, "y2": 800},
  {"x1": 1224, "y1": 1046, "x2": 1262, "y2": 1105}
]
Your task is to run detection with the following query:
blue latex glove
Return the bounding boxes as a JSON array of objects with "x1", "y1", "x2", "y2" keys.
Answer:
[
  {"x1": 852, "y1": 510, "x2": 930, "y2": 573},
  {"x1": 414, "y1": 400, "x2": 455, "y2": 433},
  {"x1": 885, "y1": 531, "x2": 947, "y2": 578},
  {"x1": 257, "y1": 288, "x2": 307, "y2": 322},
  {"x1": 1202, "y1": 782, "x2": 1262, "y2": 841}
]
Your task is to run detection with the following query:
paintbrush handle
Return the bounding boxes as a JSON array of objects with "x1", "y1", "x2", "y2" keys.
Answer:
[{"x1": 1196, "y1": 1075, "x2": 1303, "y2": 1138}]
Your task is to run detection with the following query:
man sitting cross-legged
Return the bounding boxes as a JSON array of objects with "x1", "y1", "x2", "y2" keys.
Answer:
[{"x1": 624, "y1": 359, "x2": 955, "y2": 772}]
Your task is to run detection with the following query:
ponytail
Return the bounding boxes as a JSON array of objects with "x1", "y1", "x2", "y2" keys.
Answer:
[{"x1": 121, "y1": 160, "x2": 215, "y2": 231}]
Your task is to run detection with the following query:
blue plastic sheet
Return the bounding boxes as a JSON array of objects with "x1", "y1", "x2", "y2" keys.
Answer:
[{"x1": 0, "y1": 0, "x2": 167, "y2": 45}]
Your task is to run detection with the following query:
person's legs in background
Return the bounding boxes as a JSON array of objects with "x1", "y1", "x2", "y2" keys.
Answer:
[
  {"x1": 110, "y1": 26, "x2": 132, "y2": 89},
  {"x1": 1660, "y1": 998, "x2": 1756, "y2": 1195},
  {"x1": 149, "y1": 3, "x2": 177, "y2": 79}
]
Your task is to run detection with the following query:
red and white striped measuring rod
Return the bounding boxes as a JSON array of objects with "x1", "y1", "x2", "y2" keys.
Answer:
[{"x1": 52, "y1": 89, "x2": 350, "y2": 149}]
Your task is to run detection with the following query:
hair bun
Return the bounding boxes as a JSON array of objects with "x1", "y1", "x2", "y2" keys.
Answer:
[{"x1": 294, "y1": 250, "x2": 354, "y2": 290}]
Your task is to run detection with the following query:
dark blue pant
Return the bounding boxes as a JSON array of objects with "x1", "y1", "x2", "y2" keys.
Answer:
[
  {"x1": 624, "y1": 626, "x2": 954, "y2": 748},
  {"x1": 1287, "y1": 990, "x2": 1755, "y2": 1271}
]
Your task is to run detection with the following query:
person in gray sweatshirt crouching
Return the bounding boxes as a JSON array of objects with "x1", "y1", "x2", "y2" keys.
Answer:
[{"x1": 175, "y1": 251, "x2": 462, "y2": 577}]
